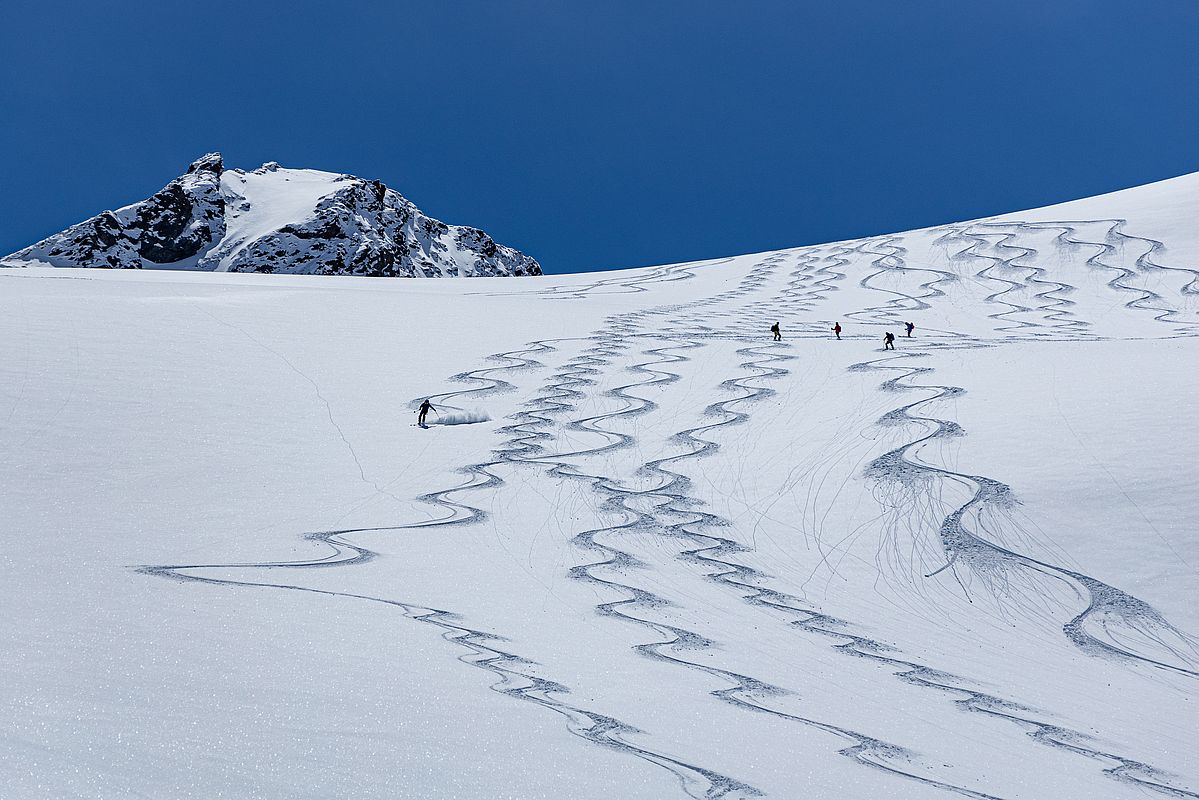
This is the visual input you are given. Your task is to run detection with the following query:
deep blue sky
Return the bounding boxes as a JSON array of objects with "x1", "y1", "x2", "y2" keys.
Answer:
[{"x1": 3, "y1": 1, "x2": 1199, "y2": 274}]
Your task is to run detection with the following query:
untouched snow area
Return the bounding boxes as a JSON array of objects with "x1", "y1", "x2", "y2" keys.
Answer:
[{"x1": 2, "y1": 173, "x2": 1198, "y2": 799}]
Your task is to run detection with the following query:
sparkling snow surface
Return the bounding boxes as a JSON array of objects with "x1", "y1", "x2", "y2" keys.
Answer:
[{"x1": 2, "y1": 174, "x2": 1198, "y2": 799}]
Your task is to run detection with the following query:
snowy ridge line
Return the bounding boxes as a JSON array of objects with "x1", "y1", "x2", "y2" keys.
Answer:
[
  {"x1": 946, "y1": 226, "x2": 1090, "y2": 338},
  {"x1": 851, "y1": 350, "x2": 1199, "y2": 796}
]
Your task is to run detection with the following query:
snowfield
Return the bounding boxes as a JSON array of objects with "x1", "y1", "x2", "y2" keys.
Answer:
[{"x1": 2, "y1": 173, "x2": 1198, "y2": 799}]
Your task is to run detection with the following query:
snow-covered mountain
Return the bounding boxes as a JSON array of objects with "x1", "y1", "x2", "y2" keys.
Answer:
[
  {"x1": 3, "y1": 172, "x2": 1198, "y2": 799},
  {"x1": 1, "y1": 153, "x2": 541, "y2": 277}
]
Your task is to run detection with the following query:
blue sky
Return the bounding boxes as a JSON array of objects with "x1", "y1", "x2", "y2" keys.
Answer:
[{"x1": 3, "y1": 1, "x2": 1198, "y2": 274}]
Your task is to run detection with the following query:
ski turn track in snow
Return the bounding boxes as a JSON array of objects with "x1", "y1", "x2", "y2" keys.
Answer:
[
  {"x1": 4, "y1": 176, "x2": 1194, "y2": 800},
  {"x1": 116, "y1": 205, "x2": 1199, "y2": 797}
]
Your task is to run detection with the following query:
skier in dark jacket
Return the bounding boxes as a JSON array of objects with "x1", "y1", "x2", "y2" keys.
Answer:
[
  {"x1": 905, "y1": 321, "x2": 915, "y2": 337},
  {"x1": 770, "y1": 321, "x2": 781, "y2": 341},
  {"x1": 833, "y1": 322, "x2": 842, "y2": 340},
  {"x1": 883, "y1": 332, "x2": 896, "y2": 350},
  {"x1": 418, "y1": 399, "x2": 435, "y2": 426}
]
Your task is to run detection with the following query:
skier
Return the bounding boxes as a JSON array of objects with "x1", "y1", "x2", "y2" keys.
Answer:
[
  {"x1": 833, "y1": 322, "x2": 842, "y2": 340},
  {"x1": 883, "y1": 332, "x2": 896, "y2": 350},
  {"x1": 418, "y1": 399, "x2": 435, "y2": 427},
  {"x1": 770, "y1": 321, "x2": 781, "y2": 341},
  {"x1": 905, "y1": 321, "x2": 915, "y2": 338}
]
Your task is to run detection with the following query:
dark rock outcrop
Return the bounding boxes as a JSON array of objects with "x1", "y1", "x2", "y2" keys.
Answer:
[{"x1": 3, "y1": 153, "x2": 541, "y2": 277}]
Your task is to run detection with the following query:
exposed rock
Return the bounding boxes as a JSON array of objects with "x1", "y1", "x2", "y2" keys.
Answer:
[{"x1": 3, "y1": 153, "x2": 541, "y2": 277}]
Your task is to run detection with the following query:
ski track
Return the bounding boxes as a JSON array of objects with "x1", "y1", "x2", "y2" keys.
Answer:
[
  {"x1": 142, "y1": 255, "x2": 802, "y2": 799},
  {"x1": 141, "y1": 231, "x2": 1199, "y2": 798},
  {"x1": 946, "y1": 226, "x2": 1090, "y2": 339},
  {"x1": 851, "y1": 352, "x2": 1199, "y2": 797},
  {"x1": 569, "y1": 330, "x2": 1199, "y2": 794},
  {"x1": 1020, "y1": 219, "x2": 1199, "y2": 333}
]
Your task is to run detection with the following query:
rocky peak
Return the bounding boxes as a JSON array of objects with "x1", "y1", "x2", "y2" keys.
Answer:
[
  {"x1": 3, "y1": 154, "x2": 542, "y2": 278},
  {"x1": 187, "y1": 152, "x2": 224, "y2": 175}
]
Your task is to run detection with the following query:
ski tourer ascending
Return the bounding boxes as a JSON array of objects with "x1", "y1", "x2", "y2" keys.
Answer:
[
  {"x1": 883, "y1": 332, "x2": 896, "y2": 350},
  {"x1": 418, "y1": 399, "x2": 435, "y2": 427},
  {"x1": 833, "y1": 322, "x2": 842, "y2": 340},
  {"x1": 905, "y1": 321, "x2": 915, "y2": 337},
  {"x1": 770, "y1": 321, "x2": 781, "y2": 341}
]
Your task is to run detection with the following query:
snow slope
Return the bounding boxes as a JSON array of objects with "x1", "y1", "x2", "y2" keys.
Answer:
[{"x1": 1, "y1": 172, "x2": 1198, "y2": 799}]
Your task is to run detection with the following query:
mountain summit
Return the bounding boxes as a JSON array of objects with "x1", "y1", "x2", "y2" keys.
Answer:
[{"x1": 2, "y1": 154, "x2": 542, "y2": 277}]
